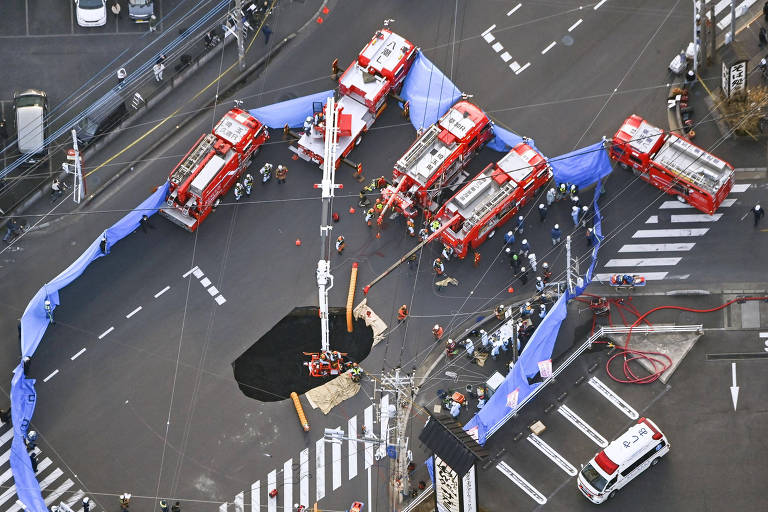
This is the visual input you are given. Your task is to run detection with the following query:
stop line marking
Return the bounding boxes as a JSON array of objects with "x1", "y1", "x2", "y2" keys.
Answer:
[
  {"x1": 541, "y1": 41, "x2": 556, "y2": 54},
  {"x1": 98, "y1": 326, "x2": 115, "y2": 339},
  {"x1": 496, "y1": 461, "x2": 546, "y2": 504},
  {"x1": 588, "y1": 376, "x2": 639, "y2": 419},
  {"x1": 558, "y1": 404, "x2": 608, "y2": 447},
  {"x1": 43, "y1": 370, "x2": 59, "y2": 383},
  {"x1": 507, "y1": 3, "x2": 521, "y2": 16},
  {"x1": 526, "y1": 435, "x2": 577, "y2": 476},
  {"x1": 568, "y1": 19, "x2": 583, "y2": 32}
]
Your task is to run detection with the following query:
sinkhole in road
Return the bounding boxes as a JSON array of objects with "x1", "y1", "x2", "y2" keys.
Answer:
[{"x1": 232, "y1": 306, "x2": 374, "y2": 401}]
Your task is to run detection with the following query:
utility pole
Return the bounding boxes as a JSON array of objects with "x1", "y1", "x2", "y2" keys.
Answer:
[
  {"x1": 565, "y1": 235, "x2": 573, "y2": 296},
  {"x1": 729, "y1": 0, "x2": 736, "y2": 45},
  {"x1": 692, "y1": 0, "x2": 699, "y2": 75},
  {"x1": 380, "y1": 367, "x2": 415, "y2": 511},
  {"x1": 710, "y1": 6, "x2": 716, "y2": 61},
  {"x1": 235, "y1": 0, "x2": 246, "y2": 71}
]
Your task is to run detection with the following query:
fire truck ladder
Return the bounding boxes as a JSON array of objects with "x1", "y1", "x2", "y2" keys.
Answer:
[
  {"x1": 170, "y1": 133, "x2": 216, "y2": 184},
  {"x1": 399, "y1": 125, "x2": 440, "y2": 171},
  {"x1": 465, "y1": 181, "x2": 517, "y2": 227}
]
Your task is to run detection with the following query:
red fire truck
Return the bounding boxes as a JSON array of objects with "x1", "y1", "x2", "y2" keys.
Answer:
[
  {"x1": 289, "y1": 28, "x2": 417, "y2": 169},
  {"x1": 434, "y1": 142, "x2": 551, "y2": 258},
  {"x1": 610, "y1": 114, "x2": 734, "y2": 214},
  {"x1": 160, "y1": 108, "x2": 268, "y2": 231},
  {"x1": 380, "y1": 100, "x2": 493, "y2": 218}
]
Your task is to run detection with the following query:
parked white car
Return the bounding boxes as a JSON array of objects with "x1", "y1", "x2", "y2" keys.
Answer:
[{"x1": 75, "y1": 0, "x2": 107, "y2": 27}]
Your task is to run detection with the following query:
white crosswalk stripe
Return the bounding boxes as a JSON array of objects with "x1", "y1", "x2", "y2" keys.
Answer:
[
  {"x1": 347, "y1": 416, "x2": 357, "y2": 480},
  {"x1": 605, "y1": 257, "x2": 681, "y2": 267},
  {"x1": 659, "y1": 198, "x2": 737, "y2": 209},
  {"x1": 315, "y1": 438, "x2": 325, "y2": 502},
  {"x1": 6, "y1": 468, "x2": 64, "y2": 512},
  {"x1": 618, "y1": 243, "x2": 695, "y2": 252},
  {"x1": 250, "y1": 481, "x2": 259, "y2": 512},
  {"x1": 632, "y1": 228, "x2": 709, "y2": 238},
  {"x1": 44, "y1": 478, "x2": 74, "y2": 506},
  {"x1": 299, "y1": 449, "x2": 309, "y2": 508},
  {"x1": 595, "y1": 272, "x2": 669, "y2": 281},
  {"x1": 267, "y1": 470, "x2": 277, "y2": 512},
  {"x1": 283, "y1": 459, "x2": 292, "y2": 512},
  {"x1": 645, "y1": 215, "x2": 658, "y2": 223},
  {"x1": 731, "y1": 183, "x2": 750, "y2": 193},
  {"x1": 670, "y1": 213, "x2": 722, "y2": 223},
  {"x1": 364, "y1": 406, "x2": 374, "y2": 469},
  {"x1": 234, "y1": 492, "x2": 243, "y2": 512},
  {"x1": 332, "y1": 426, "x2": 342, "y2": 491}
]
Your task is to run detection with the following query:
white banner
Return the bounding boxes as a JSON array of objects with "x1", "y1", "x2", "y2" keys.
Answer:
[
  {"x1": 728, "y1": 60, "x2": 747, "y2": 98},
  {"x1": 721, "y1": 60, "x2": 729, "y2": 98},
  {"x1": 461, "y1": 465, "x2": 477, "y2": 512},
  {"x1": 538, "y1": 359, "x2": 553, "y2": 378},
  {"x1": 435, "y1": 456, "x2": 460, "y2": 512},
  {"x1": 506, "y1": 388, "x2": 519, "y2": 409}
]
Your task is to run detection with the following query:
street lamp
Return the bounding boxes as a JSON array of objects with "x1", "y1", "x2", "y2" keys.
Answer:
[{"x1": 693, "y1": 0, "x2": 699, "y2": 75}]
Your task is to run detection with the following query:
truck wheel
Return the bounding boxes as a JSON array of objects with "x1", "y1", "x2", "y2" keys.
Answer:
[
  {"x1": 608, "y1": 490, "x2": 617, "y2": 500},
  {"x1": 651, "y1": 457, "x2": 660, "y2": 466}
]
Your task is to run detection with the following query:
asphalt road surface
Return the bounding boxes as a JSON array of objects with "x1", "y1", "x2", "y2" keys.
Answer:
[{"x1": 1, "y1": 1, "x2": 767, "y2": 512}]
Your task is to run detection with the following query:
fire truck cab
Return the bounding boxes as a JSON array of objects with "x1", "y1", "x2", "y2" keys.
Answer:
[
  {"x1": 611, "y1": 114, "x2": 734, "y2": 214},
  {"x1": 161, "y1": 109, "x2": 268, "y2": 231},
  {"x1": 435, "y1": 142, "x2": 551, "y2": 258},
  {"x1": 289, "y1": 28, "x2": 417, "y2": 169},
  {"x1": 381, "y1": 100, "x2": 493, "y2": 218}
]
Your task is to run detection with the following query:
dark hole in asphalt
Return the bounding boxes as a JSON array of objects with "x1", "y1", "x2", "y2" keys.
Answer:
[{"x1": 232, "y1": 306, "x2": 374, "y2": 401}]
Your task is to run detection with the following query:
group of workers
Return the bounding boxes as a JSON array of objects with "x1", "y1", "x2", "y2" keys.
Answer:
[{"x1": 232, "y1": 163, "x2": 287, "y2": 201}]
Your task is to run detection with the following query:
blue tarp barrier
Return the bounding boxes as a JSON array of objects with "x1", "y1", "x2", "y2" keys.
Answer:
[
  {"x1": 549, "y1": 141, "x2": 612, "y2": 189},
  {"x1": 465, "y1": 174, "x2": 606, "y2": 445},
  {"x1": 487, "y1": 125, "x2": 527, "y2": 153},
  {"x1": 426, "y1": 456, "x2": 435, "y2": 485},
  {"x1": 248, "y1": 90, "x2": 334, "y2": 129},
  {"x1": 11, "y1": 182, "x2": 170, "y2": 512},
  {"x1": 401, "y1": 52, "x2": 462, "y2": 130}
]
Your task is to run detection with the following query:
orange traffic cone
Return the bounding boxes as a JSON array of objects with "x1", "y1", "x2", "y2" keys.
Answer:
[
  {"x1": 296, "y1": 239, "x2": 302, "y2": 246},
  {"x1": 376, "y1": 231, "x2": 381, "y2": 239},
  {"x1": 508, "y1": 287, "x2": 514, "y2": 293},
  {"x1": 349, "y1": 207, "x2": 356, "y2": 214}
]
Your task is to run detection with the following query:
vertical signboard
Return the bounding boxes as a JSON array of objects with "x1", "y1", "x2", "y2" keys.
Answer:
[
  {"x1": 435, "y1": 455, "x2": 460, "y2": 512},
  {"x1": 728, "y1": 60, "x2": 747, "y2": 98},
  {"x1": 461, "y1": 465, "x2": 478, "y2": 512}
]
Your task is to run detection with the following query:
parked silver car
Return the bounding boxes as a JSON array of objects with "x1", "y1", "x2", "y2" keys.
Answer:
[{"x1": 128, "y1": 0, "x2": 153, "y2": 21}]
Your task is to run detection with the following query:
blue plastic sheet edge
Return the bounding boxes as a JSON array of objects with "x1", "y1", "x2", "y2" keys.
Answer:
[
  {"x1": 400, "y1": 52, "x2": 462, "y2": 131},
  {"x1": 248, "y1": 90, "x2": 334, "y2": 130},
  {"x1": 11, "y1": 181, "x2": 169, "y2": 512}
]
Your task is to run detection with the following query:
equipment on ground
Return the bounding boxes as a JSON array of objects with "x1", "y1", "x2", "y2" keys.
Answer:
[
  {"x1": 288, "y1": 27, "x2": 417, "y2": 170},
  {"x1": 348, "y1": 501, "x2": 365, "y2": 512},
  {"x1": 610, "y1": 114, "x2": 734, "y2": 214},
  {"x1": 380, "y1": 100, "x2": 493, "y2": 218},
  {"x1": 160, "y1": 108, "x2": 268, "y2": 231},
  {"x1": 609, "y1": 274, "x2": 646, "y2": 289},
  {"x1": 433, "y1": 141, "x2": 551, "y2": 258}
]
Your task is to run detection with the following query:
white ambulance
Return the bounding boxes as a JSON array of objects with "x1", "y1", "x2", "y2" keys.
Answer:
[{"x1": 577, "y1": 417, "x2": 669, "y2": 503}]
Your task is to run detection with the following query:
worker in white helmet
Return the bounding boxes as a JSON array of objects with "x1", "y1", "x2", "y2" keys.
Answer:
[{"x1": 303, "y1": 116, "x2": 313, "y2": 136}]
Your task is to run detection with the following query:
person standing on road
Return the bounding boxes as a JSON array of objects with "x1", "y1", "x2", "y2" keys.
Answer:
[
  {"x1": 546, "y1": 187, "x2": 555, "y2": 206},
  {"x1": 110, "y1": 1, "x2": 121, "y2": 19},
  {"x1": 336, "y1": 235, "x2": 345, "y2": 254},
  {"x1": 153, "y1": 62, "x2": 164, "y2": 82},
  {"x1": 170, "y1": 501, "x2": 181, "y2": 512},
  {"x1": 276, "y1": 165, "x2": 287, "y2": 184},
  {"x1": 116, "y1": 67, "x2": 127, "y2": 88},
  {"x1": 397, "y1": 304, "x2": 408, "y2": 322},
  {"x1": 551, "y1": 224, "x2": 561, "y2": 245},
  {"x1": 148, "y1": 14, "x2": 158, "y2": 32},
  {"x1": 262, "y1": 24, "x2": 273, "y2": 45},
  {"x1": 159, "y1": 500, "x2": 169, "y2": 512},
  {"x1": 538, "y1": 203, "x2": 547, "y2": 222},
  {"x1": 752, "y1": 204, "x2": 765, "y2": 226},
  {"x1": 571, "y1": 205, "x2": 580, "y2": 227},
  {"x1": 82, "y1": 497, "x2": 90, "y2": 512},
  {"x1": 519, "y1": 266, "x2": 528, "y2": 285},
  {"x1": 504, "y1": 230, "x2": 515, "y2": 245}
]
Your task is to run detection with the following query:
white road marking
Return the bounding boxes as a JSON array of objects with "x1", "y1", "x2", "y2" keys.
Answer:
[
  {"x1": 500, "y1": 51, "x2": 512, "y2": 62},
  {"x1": 70, "y1": 348, "x2": 86, "y2": 361},
  {"x1": 0, "y1": 428, "x2": 14, "y2": 448},
  {"x1": 43, "y1": 369, "x2": 59, "y2": 383},
  {"x1": 619, "y1": 243, "x2": 694, "y2": 252},
  {"x1": 98, "y1": 326, "x2": 115, "y2": 339},
  {"x1": 192, "y1": 268, "x2": 204, "y2": 279},
  {"x1": 558, "y1": 405, "x2": 608, "y2": 447},
  {"x1": 588, "y1": 376, "x2": 639, "y2": 419},
  {"x1": 526, "y1": 435, "x2": 577, "y2": 475},
  {"x1": 299, "y1": 449, "x2": 309, "y2": 508},
  {"x1": 215, "y1": 295, "x2": 227, "y2": 305},
  {"x1": 507, "y1": 3, "x2": 522, "y2": 16},
  {"x1": 315, "y1": 438, "x2": 325, "y2": 501},
  {"x1": 0, "y1": 466, "x2": 13, "y2": 488},
  {"x1": 760, "y1": 332, "x2": 768, "y2": 338},
  {"x1": 44, "y1": 478, "x2": 74, "y2": 506},
  {"x1": 348, "y1": 416, "x2": 358, "y2": 480},
  {"x1": 0, "y1": 447, "x2": 38, "y2": 468},
  {"x1": 541, "y1": 41, "x2": 556, "y2": 54},
  {"x1": 207, "y1": 286, "x2": 219, "y2": 296},
  {"x1": 37, "y1": 467, "x2": 64, "y2": 492},
  {"x1": 126, "y1": 306, "x2": 142, "y2": 318},
  {"x1": 633, "y1": 228, "x2": 709, "y2": 238},
  {"x1": 283, "y1": 459, "x2": 293, "y2": 512},
  {"x1": 515, "y1": 62, "x2": 531, "y2": 74},
  {"x1": 645, "y1": 215, "x2": 658, "y2": 223},
  {"x1": 492, "y1": 42, "x2": 504, "y2": 52},
  {"x1": 251, "y1": 481, "x2": 260, "y2": 512},
  {"x1": 509, "y1": 61, "x2": 521, "y2": 72},
  {"x1": 182, "y1": 266, "x2": 199, "y2": 278},
  {"x1": 200, "y1": 277, "x2": 211, "y2": 287},
  {"x1": 481, "y1": 24, "x2": 496, "y2": 36},
  {"x1": 332, "y1": 425, "x2": 342, "y2": 490},
  {"x1": 594, "y1": 0, "x2": 608, "y2": 9},
  {"x1": 482, "y1": 32, "x2": 495, "y2": 43},
  {"x1": 671, "y1": 214, "x2": 722, "y2": 223},
  {"x1": 219, "y1": 503, "x2": 227, "y2": 512},
  {"x1": 660, "y1": 198, "x2": 736, "y2": 209},
  {"x1": 154, "y1": 286, "x2": 170, "y2": 298},
  {"x1": 234, "y1": 492, "x2": 243, "y2": 512},
  {"x1": 64, "y1": 490, "x2": 84, "y2": 508},
  {"x1": 496, "y1": 462, "x2": 547, "y2": 504},
  {"x1": 732, "y1": 184, "x2": 750, "y2": 193},
  {"x1": 364, "y1": 405, "x2": 374, "y2": 469},
  {"x1": 595, "y1": 272, "x2": 669, "y2": 281},
  {"x1": 605, "y1": 257, "x2": 681, "y2": 267},
  {"x1": 568, "y1": 18, "x2": 583, "y2": 32},
  {"x1": 267, "y1": 470, "x2": 277, "y2": 512}
]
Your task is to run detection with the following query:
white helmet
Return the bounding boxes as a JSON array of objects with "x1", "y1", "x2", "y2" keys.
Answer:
[
  {"x1": 539, "y1": 203, "x2": 545, "y2": 208},
  {"x1": 522, "y1": 239, "x2": 528, "y2": 245},
  {"x1": 306, "y1": 116, "x2": 313, "y2": 122},
  {"x1": 554, "y1": 224, "x2": 559, "y2": 229},
  {"x1": 518, "y1": 215, "x2": 523, "y2": 221},
  {"x1": 505, "y1": 247, "x2": 511, "y2": 254},
  {"x1": 536, "y1": 276, "x2": 542, "y2": 281},
  {"x1": 506, "y1": 230, "x2": 513, "y2": 237},
  {"x1": 582, "y1": 206, "x2": 588, "y2": 212},
  {"x1": 572, "y1": 206, "x2": 579, "y2": 212},
  {"x1": 543, "y1": 262, "x2": 549, "y2": 269},
  {"x1": 550, "y1": 187, "x2": 555, "y2": 193},
  {"x1": 520, "y1": 266, "x2": 526, "y2": 272},
  {"x1": 525, "y1": 301, "x2": 531, "y2": 307},
  {"x1": 278, "y1": 165, "x2": 283, "y2": 170},
  {"x1": 434, "y1": 324, "x2": 440, "y2": 330},
  {"x1": 757, "y1": 204, "x2": 762, "y2": 211}
]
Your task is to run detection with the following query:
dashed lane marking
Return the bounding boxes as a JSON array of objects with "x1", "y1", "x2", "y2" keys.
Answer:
[
  {"x1": 594, "y1": 0, "x2": 608, "y2": 9},
  {"x1": 192, "y1": 268, "x2": 204, "y2": 279},
  {"x1": 526, "y1": 435, "x2": 577, "y2": 476},
  {"x1": 207, "y1": 286, "x2": 219, "y2": 296},
  {"x1": 558, "y1": 404, "x2": 608, "y2": 447},
  {"x1": 492, "y1": 42, "x2": 504, "y2": 52},
  {"x1": 670, "y1": 213, "x2": 723, "y2": 223},
  {"x1": 496, "y1": 461, "x2": 547, "y2": 504},
  {"x1": 515, "y1": 62, "x2": 531, "y2": 74},
  {"x1": 507, "y1": 4, "x2": 521, "y2": 16},
  {"x1": 732, "y1": 184, "x2": 751, "y2": 193},
  {"x1": 126, "y1": 306, "x2": 142, "y2": 318},
  {"x1": 154, "y1": 285, "x2": 170, "y2": 298},
  {"x1": 43, "y1": 370, "x2": 59, "y2": 383},
  {"x1": 646, "y1": 215, "x2": 658, "y2": 223},
  {"x1": 182, "y1": 266, "x2": 199, "y2": 278},
  {"x1": 588, "y1": 376, "x2": 639, "y2": 419},
  {"x1": 98, "y1": 326, "x2": 115, "y2": 339},
  {"x1": 481, "y1": 24, "x2": 496, "y2": 36},
  {"x1": 618, "y1": 243, "x2": 695, "y2": 252},
  {"x1": 632, "y1": 228, "x2": 709, "y2": 238},
  {"x1": 200, "y1": 277, "x2": 211, "y2": 287},
  {"x1": 483, "y1": 32, "x2": 495, "y2": 43},
  {"x1": 568, "y1": 18, "x2": 583, "y2": 31},
  {"x1": 509, "y1": 61, "x2": 521, "y2": 72},
  {"x1": 604, "y1": 257, "x2": 682, "y2": 267},
  {"x1": 215, "y1": 295, "x2": 227, "y2": 305},
  {"x1": 541, "y1": 41, "x2": 556, "y2": 54},
  {"x1": 500, "y1": 51, "x2": 512, "y2": 62},
  {"x1": 70, "y1": 348, "x2": 86, "y2": 361}
]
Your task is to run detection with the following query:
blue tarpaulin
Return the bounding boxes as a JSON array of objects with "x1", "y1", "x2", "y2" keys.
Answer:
[
  {"x1": 549, "y1": 141, "x2": 612, "y2": 188},
  {"x1": 248, "y1": 90, "x2": 334, "y2": 129},
  {"x1": 487, "y1": 125, "x2": 527, "y2": 153},
  {"x1": 401, "y1": 52, "x2": 462, "y2": 130},
  {"x1": 11, "y1": 182, "x2": 169, "y2": 512},
  {"x1": 464, "y1": 179, "x2": 605, "y2": 445}
]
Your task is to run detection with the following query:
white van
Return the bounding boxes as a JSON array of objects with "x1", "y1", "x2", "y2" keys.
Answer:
[
  {"x1": 13, "y1": 89, "x2": 48, "y2": 156},
  {"x1": 577, "y1": 417, "x2": 669, "y2": 504}
]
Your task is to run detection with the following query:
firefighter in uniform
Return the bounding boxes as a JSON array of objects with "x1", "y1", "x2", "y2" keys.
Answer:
[
  {"x1": 406, "y1": 218, "x2": 415, "y2": 237},
  {"x1": 397, "y1": 304, "x2": 409, "y2": 321},
  {"x1": 441, "y1": 244, "x2": 454, "y2": 261},
  {"x1": 365, "y1": 208, "x2": 374, "y2": 227},
  {"x1": 336, "y1": 235, "x2": 345, "y2": 254},
  {"x1": 303, "y1": 116, "x2": 313, "y2": 136},
  {"x1": 430, "y1": 219, "x2": 441, "y2": 232},
  {"x1": 541, "y1": 262, "x2": 552, "y2": 283},
  {"x1": 243, "y1": 174, "x2": 254, "y2": 196},
  {"x1": 445, "y1": 338, "x2": 458, "y2": 357},
  {"x1": 234, "y1": 182, "x2": 244, "y2": 201},
  {"x1": 473, "y1": 251, "x2": 481, "y2": 267},
  {"x1": 432, "y1": 324, "x2": 444, "y2": 340},
  {"x1": 419, "y1": 227, "x2": 429, "y2": 242},
  {"x1": 433, "y1": 257, "x2": 445, "y2": 275},
  {"x1": 374, "y1": 198, "x2": 384, "y2": 214}
]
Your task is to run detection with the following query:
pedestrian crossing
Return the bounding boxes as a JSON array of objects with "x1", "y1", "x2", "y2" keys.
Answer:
[
  {"x1": 220, "y1": 403, "x2": 384, "y2": 511},
  {"x1": 598, "y1": 185, "x2": 750, "y2": 283},
  {"x1": 0, "y1": 421, "x2": 95, "y2": 512}
]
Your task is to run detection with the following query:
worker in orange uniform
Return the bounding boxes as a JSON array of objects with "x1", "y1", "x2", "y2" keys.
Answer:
[
  {"x1": 406, "y1": 219, "x2": 415, "y2": 237},
  {"x1": 336, "y1": 235, "x2": 345, "y2": 254},
  {"x1": 432, "y1": 324, "x2": 444, "y2": 340},
  {"x1": 374, "y1": 198, "x2": 383, "y2": 214},
  {"x1": 397, "y1": 304, "x2": 408, "y2": 322},
  {"x1": 473, "y1": 251, "x2": 481, "y2": 267},
  {"x1": 433, "y1": 257, "x2": 445, "y2": 275}
]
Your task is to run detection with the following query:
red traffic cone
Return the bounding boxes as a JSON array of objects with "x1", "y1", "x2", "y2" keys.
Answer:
[
  {"x1": 376, "y1": 231, "x2": 381, "y2": 239},
  {"x1": 295, "y1": 239, "x2": 302, "y2": 246},
  {"x1": 349, "y1": 207, "x2": 356, "y2": 214}
]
